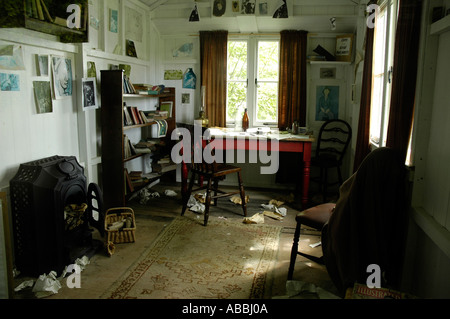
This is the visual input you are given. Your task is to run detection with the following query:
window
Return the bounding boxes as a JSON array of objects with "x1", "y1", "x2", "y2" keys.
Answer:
[
  {"x1": 227, "y1": 36, "x2": 280, "y2": 128},
  {"x1": 369, "y1": 0, "x2": 398, "y2": 147}
]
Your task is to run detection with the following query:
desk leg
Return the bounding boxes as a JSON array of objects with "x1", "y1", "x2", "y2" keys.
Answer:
[
  {"x1": 182, "y1": 161, "x2": 188, "y2": 197},
  {"x1": 302, "y1": 143, "x2": 312, "y2": 208}
]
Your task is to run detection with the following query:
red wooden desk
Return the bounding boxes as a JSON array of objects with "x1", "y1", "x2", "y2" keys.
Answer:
[{"x1": 180, "y1": 128, "x2": 314, "y2": 208}]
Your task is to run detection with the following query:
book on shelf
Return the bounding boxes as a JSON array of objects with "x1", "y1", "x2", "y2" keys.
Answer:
[
  {"x1": 152, "y1": 156, "x2": 177, "y2": 173},
  {"x1": 134, "y1": 84, "x2": 165, "y2": 95},
  {"x1": 160, "y1": 101, "x2": 173, "y2": 117},
  {"x1": 123, "y1": 75, "x2": 136, "y2": 94},
  {"x1": 123, "y1": 106, "x2": 133, "y2": 126}
]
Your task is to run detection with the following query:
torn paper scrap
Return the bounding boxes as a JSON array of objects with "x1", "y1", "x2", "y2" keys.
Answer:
[
  {"x1": 269, "y1": 199, "x2": 284, "y2": 207},
  {"x1": 261, "y1": 204, "x2": 287, "y2": 217},
  {"x1": 243, "y1": 213, "x2": 264, "y2": 224},
  {"x1": 164, "y1": 189, "x2": 177, "y2": 197},
  {"x1": 32, "y1": 271, "x2": 62, "y2": 296},
  {"x1": 263, "y1": 210, "x2": 283, "y2": 221},
  {"x1": 14, "y1": 280, "x2": 34, "y2": 292},
  {"x1": 309, "y1": 241, "x2": 321, "y2": 248},
  {"x1": 189, "y1": 202, "x2": 205, "y2": 214},
  {"x1": 230, "y1": 195, "x2": 249, "y2": 205}
]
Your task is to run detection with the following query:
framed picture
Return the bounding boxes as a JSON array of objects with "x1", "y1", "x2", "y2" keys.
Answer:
[
  {"x1": 160, "y1": 101, "x2": 173, "y2": 117},
  {"x1": 82, "y1": 77, "x2": 98, "y2": 110},
  {"x1": 33, "y1": 81, "x2": 52, "y2": 113},
  {"x1": 310, "y1": 80, "x2": 346, "y2": 126},
  {"x1": 109, "y1": 9, "x2": 118, "y2": 33},
  {"x1": 335, "y1": 34, "x2": 354, "y2": 62},
  {"x1": 51, "y1": 56, "x2": 73, "y2": 99}
]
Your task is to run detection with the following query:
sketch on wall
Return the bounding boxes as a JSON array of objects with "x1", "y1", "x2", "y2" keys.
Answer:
[
  {"x1": 125, "y1": 6, "x2": 143, "y2": 42},
  {"x1": 33, "y1": 81, "x2": 53, "y2": 113},
  {"x1": 51, "y1": 56, "x2": 73, "y2": 99},
  {"x1": 0, "y1": 45, "x2": 25, "y2": 71},
  {"x1": 0, "y1": 73, "x2": 19, "y2": 91},
  {"x1": 315, "y1": 85, "x2": 339, "y2": 121},
  {"x1": 37, "y1": 55, "x2": 49, "y2": 76},
  {"x1": 82, "y1": 77, "x2": 98, "y2": 110}
]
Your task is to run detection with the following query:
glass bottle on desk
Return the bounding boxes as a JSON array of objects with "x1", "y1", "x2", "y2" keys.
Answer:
[{"x1": 242, "y1": 108, "x2": 249, "y2": 132}]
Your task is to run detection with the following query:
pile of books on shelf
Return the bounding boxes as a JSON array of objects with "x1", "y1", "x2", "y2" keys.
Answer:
[
  {"x1": 133, "y1": 84, "x2": 166, "y2": 95},
  {"x1": 134, "y1": 139, "x2": 160, "y2": 154},
  {"x1": 143, "y1": 110, "x2": 169, "y2": 121},
  {"x1": 123, "y1": 105, "x2": 152, "y2": 126}
]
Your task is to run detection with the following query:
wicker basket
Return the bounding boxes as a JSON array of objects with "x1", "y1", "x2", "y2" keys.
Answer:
[{"x1": 104, "y1": 207, "x2": 136, "y2": 244}]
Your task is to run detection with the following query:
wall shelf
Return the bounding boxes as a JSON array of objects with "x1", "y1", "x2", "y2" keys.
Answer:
[
  {"x1": 308, "y1": 61, "x2": 352, "y2": 65},
  {"x1": 430, "y1": 14, "x2": 450, "y2": 35}
]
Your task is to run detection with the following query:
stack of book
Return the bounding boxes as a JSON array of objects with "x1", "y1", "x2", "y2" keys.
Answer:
[
  {"x1": 152, "y1": 155, "x2": 177, "y2": 173},
  {"x1": 133, "y1": 139, "x2": 159, "y2": 154},
  {"x1": 134, "y1": 84, "x2": 166, "y2": 95}
]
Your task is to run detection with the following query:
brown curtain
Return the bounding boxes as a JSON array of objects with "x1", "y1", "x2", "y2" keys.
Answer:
[
  {"x1": 200, "y1": 31, "x2": 228, "y2": 127},
  {"x1": 386, "y1": 0, "x2": 422, "y2": 161},
  {"x1": 278, "y1": 30, "x2": 308, "y2": 129},
  {"x1": 353, "y1": 22, "x2": 375, "y2": 172}
]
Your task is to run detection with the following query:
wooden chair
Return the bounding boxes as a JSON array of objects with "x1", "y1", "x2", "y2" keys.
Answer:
[
  {"x1": 311, "y1": 119, "x2": 352, "y2": 202},
  {"x1": 181, "y1": 133, "x2": 247, "y2": 226}
]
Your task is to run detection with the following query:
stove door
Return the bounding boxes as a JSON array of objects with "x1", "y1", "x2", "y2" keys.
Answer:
[{"x1": 87, "y1": 183, "x2": 104, "y2": 236}]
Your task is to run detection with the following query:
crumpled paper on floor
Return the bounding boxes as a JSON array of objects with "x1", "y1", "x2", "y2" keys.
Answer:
[
  {"x1": 230, "y1": 195, "x2": 249, "y2": 205},
  {"x1": 243, "y1": 212, "x2": 264, "y2": 224},
  {"x1": 187, "y1": 194, "x2": 205, "y2": 214},
  {"x1": 272, "y1": 280, "x2": 340, "y2": 299},
  {"x1": 263, "y1": 210, "x2": 283, "y2": 221},
  {"x1": 261, "y1": 203, "x2": 287, "y2": 217},
  {"x1": 32, "y1": 271, "x2": 62, "y2": 298},
  {"x1": 164, "y1": 189, "x2": 177, "y2": 197}
]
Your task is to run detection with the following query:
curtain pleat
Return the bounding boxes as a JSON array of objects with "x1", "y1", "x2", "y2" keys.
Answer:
[
  {"x1": 278, "y1": 30, "x2": 308, "y2": 129},
  {"x1": 353, "y1": 25, "x2": 375, "y2": 172},
  {"x1": 200, "y1": 30, "x2": 228, "y2": 127},
  {"x1": 386, "y1": 0, "x2": 422, "y2": 161}
]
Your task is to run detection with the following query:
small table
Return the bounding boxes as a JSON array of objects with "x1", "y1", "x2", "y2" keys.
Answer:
[{"x1": 180, "y1": 127, "x2": 314, "y2": 208}]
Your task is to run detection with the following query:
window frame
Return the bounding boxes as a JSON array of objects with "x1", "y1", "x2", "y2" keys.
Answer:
[
  {"x1": 369, "y1": 0, "x2": 398, "y2": 149},
  {"x1": 226, "y1": 35, "x2": 280, "y2": 128}
]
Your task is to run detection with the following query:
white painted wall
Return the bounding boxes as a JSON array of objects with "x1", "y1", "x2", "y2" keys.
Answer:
[{"x1": 403, "y1": 0, "x2": 450, "y2": 298}]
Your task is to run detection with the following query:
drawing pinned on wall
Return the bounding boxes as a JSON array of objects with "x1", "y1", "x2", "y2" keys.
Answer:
[
  {"x1": 82, "y1": 77, "x2": 98, "y2": 110},
  {"x1": 0, "y1": 73, "x2": 19, "y2": 91},
  {"x1": 182, "y1": 93, "x2": 191, "y2": 104},
  {"x1": 52, "y1": 56, "x2": 73, "y2": 99},
  {"x1": 33, "y1": 81, "x2": 52, "y2": 114},
  {"x1": 0, "y1": 45, "x2": 25, "y2": 71},
  {"x1": 125, "y1": 6, "x2": 143, "y2": 42},
  {"x1": 173, "y1": 43, "x2": 193, "y2": 58},
  {"x1": 36, "y1": 55, "x2": 49, "y2": 76},
  {"x1": 110, "y1": 9, "x2": 118, "y2": 33},
  {"x1": 315, "y1": 85, "x2": 339, "y2": 121},
  {"x1": 273, "y1": 0, "x2": 288, "y2": 18},
  {"x1": 164, "y1": 70, "x2": 183, "y2": 80},
  {"x1": 242, "y1": 0, "x2": 255, "y2": 14},
  {"x1": 259, "y1": 1, "x2": 268, "y2": 15},
  {"x1": 183, "y1": 68, "x2": 196, "y2": 89},
  {"x1": 87, "y1": 61, "x2": 97, "y2": 78},
  {"x1": 212, "y1": 0, "x2": 226, "y2": 17}
]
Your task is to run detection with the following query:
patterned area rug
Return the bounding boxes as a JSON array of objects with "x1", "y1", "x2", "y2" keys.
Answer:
[{"x1": 102, "y1": 216, "x2": 282, "y2": 299}]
